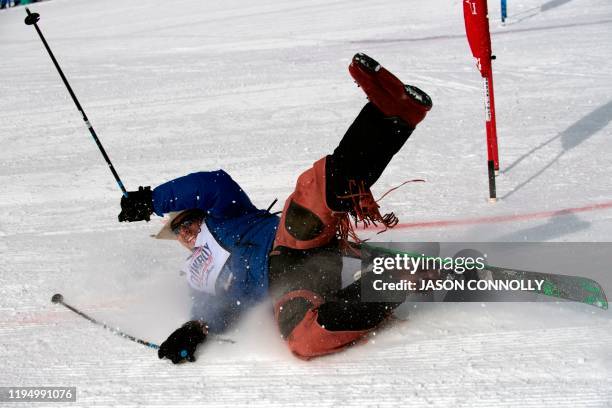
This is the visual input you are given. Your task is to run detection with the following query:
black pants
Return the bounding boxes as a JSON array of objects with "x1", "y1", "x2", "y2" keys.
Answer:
[{"x1": 326, "y1": 102, "x2": 415, "y2": 211}]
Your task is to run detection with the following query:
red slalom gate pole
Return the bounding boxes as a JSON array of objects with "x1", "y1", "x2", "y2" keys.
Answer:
[
  {"x1": 483, "y1": 61, "x2": 500, "y2": 173},
  {"x1": 463, "y1": 0, "x2": 500, "y2": 202}
]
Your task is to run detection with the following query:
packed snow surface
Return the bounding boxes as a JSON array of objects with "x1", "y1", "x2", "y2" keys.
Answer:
[{"x1": 1, "y1": 0, "x2": 611, "y2": 406}]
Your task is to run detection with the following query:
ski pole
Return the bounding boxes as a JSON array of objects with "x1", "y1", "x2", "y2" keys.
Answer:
[
  {"x1": 51, "y1": 293, "x2": 236, "y2": 350},
  {"x1": 24, "y1": 8, "x2": 128, "y2": 197},
  {"x1": 51, "y1": 293, "x2": 160, "y2": 349}
]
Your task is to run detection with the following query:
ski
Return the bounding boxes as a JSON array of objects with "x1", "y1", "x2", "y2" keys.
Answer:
[
  {"x1": 354, "y1": 243, "x2": 608, "y2": 310},
  {"x1": 476, "y1": 264, "x2": 608, "y2": 310}
]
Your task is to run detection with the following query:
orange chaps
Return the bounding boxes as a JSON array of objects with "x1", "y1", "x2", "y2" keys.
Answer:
[
  {"x1": 268, "y1": 78, "x2": 429, "y2": 358},
  {"x1": 271, "y1": 157, "x2": 373, "y2": 360},
  {"x1": 273, "y1": 157, "x2": 338, "y2": 251},
  {"x1": 272, "y1": 289, "x2": 369, "y2": 360}
]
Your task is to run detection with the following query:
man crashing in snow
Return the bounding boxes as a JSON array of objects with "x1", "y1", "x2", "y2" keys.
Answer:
[{"x1": 118, "y1": 53, "x2": 433, "y2": 363}]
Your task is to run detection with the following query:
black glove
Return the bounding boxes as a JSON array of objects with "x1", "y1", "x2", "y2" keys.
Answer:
[
  {"x1": 118, "y1": 186, "x2": 153, "y2": 222},
  {"x1": 158, "y1": 321, "x2": 208, "y2": 364}
]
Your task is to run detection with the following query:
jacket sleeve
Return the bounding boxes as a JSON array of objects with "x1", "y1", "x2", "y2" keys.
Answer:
[
  {"x1": 189, "y1": 290, "x2": 242, "y2": 334},
  {"x1": 152, "y1": 170, "x2": 258, "y2": 218}
]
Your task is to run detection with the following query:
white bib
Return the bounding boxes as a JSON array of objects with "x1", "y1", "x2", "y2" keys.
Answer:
[{"x1": 182, "y1": 222, "x2": 231, "y2": 295}]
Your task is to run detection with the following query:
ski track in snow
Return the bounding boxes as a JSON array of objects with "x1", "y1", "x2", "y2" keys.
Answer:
[{"x1": 1, "y1": 0, "x2": 612, "y2": 406}]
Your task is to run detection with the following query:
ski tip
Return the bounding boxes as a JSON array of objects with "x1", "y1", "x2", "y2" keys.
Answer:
[
  {"x1": 590, "y1": 298, "x2": 608, "y2": 310},
  {"x1": 595, "y1": 297, "x2": 608, "y2": 310},
  {"x1": 51, "y1": 293, "x2": 64, "y2": 304}
]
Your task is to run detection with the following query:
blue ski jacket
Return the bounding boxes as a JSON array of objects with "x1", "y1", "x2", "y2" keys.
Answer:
[{"x1": 152, "y1": 170, "x2": 280, "y2": 333}]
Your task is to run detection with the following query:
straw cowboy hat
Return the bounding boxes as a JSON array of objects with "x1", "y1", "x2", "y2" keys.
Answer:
[
  {"x1": 155, "y1": 209, "x2": 206, "y2": 240},
  {"x1": 155, "y1": 211, "x2": 183, "y2": 240}
]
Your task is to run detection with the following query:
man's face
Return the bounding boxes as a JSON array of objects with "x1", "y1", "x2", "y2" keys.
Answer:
[{"x1": 176, "y1": 220, "x2": 202, "y2": 250}]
